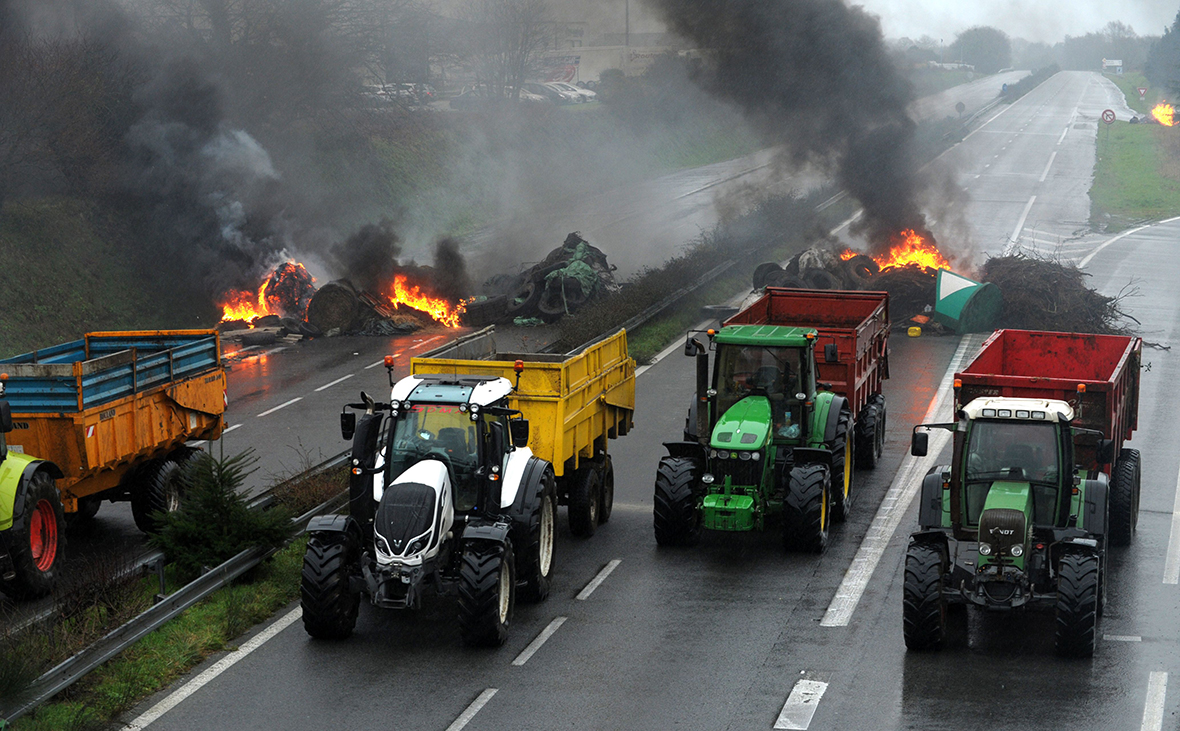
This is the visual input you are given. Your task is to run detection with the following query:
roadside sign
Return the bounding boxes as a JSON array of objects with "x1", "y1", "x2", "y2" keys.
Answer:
[
  {"x1": 1138, "y1": 86, "x2": 1148, "y2": 100},
  {"x1": 1102, "y1": 109, "x2": 1116, "y2": 124}
]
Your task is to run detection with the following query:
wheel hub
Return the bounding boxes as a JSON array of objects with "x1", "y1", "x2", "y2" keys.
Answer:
[
  {"x1": 29, "y1": 499, "x2": 58, "y2": 572},
  {"x1": 539, "y1": 497, "x2": 554, "y2": 576}
]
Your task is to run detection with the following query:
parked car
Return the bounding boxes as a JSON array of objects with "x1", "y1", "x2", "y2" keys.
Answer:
[
  {"x1": 549, "y1": 81, "x2": 596, "y2": 102},
  {"x1": 449, "y1": 85, "x2": 550, "y2": 110},
  {"x1": 523, "y1": 81, "x2": 575, "y2": 104}
]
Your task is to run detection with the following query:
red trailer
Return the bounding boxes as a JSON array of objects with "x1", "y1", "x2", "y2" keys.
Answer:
[
  {"x1": 725, "y1": 287, "x2": 890, "y2": 468},
  {"x1": 955, "y1": 329, "x2": 1141, "y2": 476}
]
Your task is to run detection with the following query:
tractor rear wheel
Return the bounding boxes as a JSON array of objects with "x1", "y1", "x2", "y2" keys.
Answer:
[
  {"x1": 130, "y1": 458, "x2": 185, "y2": 535},
  {"x1": 831, "y1": 407, "x2": 854, "y2": 522},
  {"x1": 782, "y1": 463, "x2": 830, "y2": 553},
  {"x1": 1108, "y1": 448, "x2": 1141, "y2": 546},
  {"x1": 855, "y1": 403, "x2": 881, "y2": 470},
  {"x1": 569, "y1": 466, "x2": 601, "y2": 537},
  {"x1": 902, "y1": 541, "x2": 946, "y2": 650},
  {"x1": 458, "y1": 541, "x2": 515, "y2": 647},
  {"x1": 2, "y1": 471, "x2": 65, "y2": 600},
  {"x1": 599, "y1": 455, "x2": 615, "y2": 524},
  {"x1": 653, "y1": 457, "x2": 701, "y2": 546},
  {"x1": 300, "y1": 532, "x2": 360, "y2": 639},
  {"x1": 516, "y1": 472, "x2": 557, "y2": 603},
  {"x1": 1055, "y1": 552, "x2": 1100, "y2": 657}
]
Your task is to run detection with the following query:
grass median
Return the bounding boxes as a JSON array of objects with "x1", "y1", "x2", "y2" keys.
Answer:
[{"x1": 1091, "y1": 121, "x2": 1180, "y2": 231}]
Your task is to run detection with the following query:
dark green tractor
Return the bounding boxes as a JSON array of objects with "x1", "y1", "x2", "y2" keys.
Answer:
[
  {"x1": 653, "y1": 325, "x2": 854, "y2": 552},
  {"x1": 905, "y1": 397, "x2": 1115, "y2": 657}
]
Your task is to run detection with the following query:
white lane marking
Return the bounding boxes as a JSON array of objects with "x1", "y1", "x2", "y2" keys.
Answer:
[
  {"x1": 961, "y1": 102, "x2": 1017, "y2": 142},
  {"x1": 1105, "y1": 634, "x2": 1143, "y2": 642},
  {"x1": 189, "y1": 440, "x2": 206, "y2": 448},
  {"x1": 1079, "y1": 215, "x2": 1180, "y2": 269},
  {"x1": 511, "y1": 616, "x2": 567, "y2": 666},
  {"x1": 124, "y1": 607, "x2": 302, "y2": 729},
  {"x1": 774, "y1": 678, "x2": 829, "y2": 730},
  {"x1": 223, "y1": 424, "x2": 241, "y2": 434},
  {"x1": 821, "y1": 336, "x2": 978, "y2": 627},
  {"x1": 1162, "y1": 459, "x2": 1180, "y2": 584},
  {"x1": 1005, "y1": 195, "x2": 1037, "y2": 253},
  {"x1": 256, "y1": 397, "x2": 302, "y2": 417},
  {"x1": 1057, "y1": 126, "x2": 1069, "y2": 144},
  {"x1": 264, "y1": 347, "x2": 286, "y2": 355},
  {"x1": 1141, "y1": 672, "x2": 1168, "y2": 731},
  {"x1": 446, "y1": 688, "x2": 499, "y2": 731},
  {"x1": 577, "y1": 559, "x2": 622, "y2": 600},
  {"x1": 364, "y1": 360, "x2": 384, "y2": 370},
  {"x1": 1038, "y1": 151, "x2": 1058, "y2": 182},
  {"x1": 413, "y1": 335, "x2": 446, "y2": 350},
  {"x1": 314, "y1": 374, "x2": 355, "y2": 392}
]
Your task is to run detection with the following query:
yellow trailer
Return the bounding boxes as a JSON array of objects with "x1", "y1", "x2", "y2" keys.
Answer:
[
  {"x1": 1, "y1": 330, "x2": 227, "y2": 535},
  {"x1": 412, "y1": 329, "x2": 635, "y2": 535}
]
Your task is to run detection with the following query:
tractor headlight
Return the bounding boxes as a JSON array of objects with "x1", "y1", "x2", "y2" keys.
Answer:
[
  {"x1": 407, "y1": 537, "x2": 428, "y2": 555},
  {"x1": 718, "y1": 450, "x2": 730, "y2": 460},
  {"x1": 709, "y1": 449, "x2": 718, "y2": 459},
  {"x1": 702, "y1": 473, "x2": 715, "y2": 484},
  {"x1": 1010, "y1": 544, "x2": 1024, "y2": 557},
  {"x1": 978, "y1": 543, "x2": 993, "y2": 556},
  {"x1": 751, "y1": 452, "x2": 761, "y2": 461},
  {"x1": 738, "y1": 451, "x2": 751, "y2": 461},
  {"x1": 390, "y1": 400, "x2": 400, "y2": 410}
]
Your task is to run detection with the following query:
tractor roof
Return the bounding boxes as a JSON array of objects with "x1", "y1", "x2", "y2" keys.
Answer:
[
  {"x1": 962, "y1": 397, "x2": 1073, "y2": 423},
  {"x1": 714, "y1": 324, "x2": 816, "y2": 347},
  {"x1": 391, "y1": 374, "x2": 512, "y2": 407}
]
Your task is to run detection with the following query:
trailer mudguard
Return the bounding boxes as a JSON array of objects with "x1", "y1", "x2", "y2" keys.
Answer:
[
  {"x1": 663, "y1": 441, "x2": 707, "y2": 462},
  {"x1": 1079, "y1": 479, "x2": 1109, "y2": 538},
  {"x1": 918, "y1": 467, "x2": 951, "y2": 530}
]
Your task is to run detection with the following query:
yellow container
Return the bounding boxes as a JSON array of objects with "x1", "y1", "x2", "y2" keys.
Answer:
[
  {"x1": 907, "y1": 326, "x2": 922, "y2": 338},
  {"x1": 411, "y1": 329, "x2": 635, "y2": 477}
]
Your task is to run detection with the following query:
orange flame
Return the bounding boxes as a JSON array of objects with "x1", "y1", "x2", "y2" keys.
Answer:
[
  {"x1": 218, "y1": 261, "x2": 316, "y2": 325},
  {"x1": 386, "y1": 275, "x2": 466, "y2": 328},
  {"x1": 839, "y1": 249, "x2": 858, "y2": 261},
  {"x1": 1153, "y1": 102, "x2": 1175, "y2": 127},
  {"x1": 873, "y1": 230, "x2": 951, "y2": 271}
]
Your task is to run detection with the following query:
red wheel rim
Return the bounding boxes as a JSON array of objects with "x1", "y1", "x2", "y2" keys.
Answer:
[{"x1": 29, "y1": 499, "x2": 58, "y2": 572}]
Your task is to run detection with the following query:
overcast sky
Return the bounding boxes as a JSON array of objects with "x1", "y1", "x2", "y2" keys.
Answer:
[{"x1": 856, "y1": 0, "x2": 1179, "y2": 44}]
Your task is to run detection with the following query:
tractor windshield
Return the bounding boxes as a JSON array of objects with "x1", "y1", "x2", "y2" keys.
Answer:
[
  {"x1": 963, "y1": 420, "x2": 1061, "y2": 525},
  {"x1": 715, "y1": 345, "x2": 805, "y2": 439},
  {"x1": 389, "y1": 404, "x2": 481, "y2": 511}
]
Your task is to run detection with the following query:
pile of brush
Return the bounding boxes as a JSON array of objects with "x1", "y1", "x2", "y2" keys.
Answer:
[{"x1": 979, "y1": 254, "x2": 1134, "y2": 335}]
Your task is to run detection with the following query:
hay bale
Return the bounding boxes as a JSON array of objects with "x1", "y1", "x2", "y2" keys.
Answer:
[{"x1": 306, "y1": 280, "x2": 362, "y2": 333}]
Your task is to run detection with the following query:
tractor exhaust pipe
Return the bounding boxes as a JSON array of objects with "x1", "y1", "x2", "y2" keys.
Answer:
[{"x1": 685, "y1": 336, "x2": 711, "y2": 446}]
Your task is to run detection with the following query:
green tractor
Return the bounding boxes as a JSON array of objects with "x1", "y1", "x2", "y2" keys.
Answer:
[
  {"x1": 905, "y1": 397, "x2": 1114, "y2": 657},
  {"x1": 653, "y1": 325, "x2": 856, "y2": 552},
  {"x1": 0, "y1": 380, "x2": 65, "y2": 600}
]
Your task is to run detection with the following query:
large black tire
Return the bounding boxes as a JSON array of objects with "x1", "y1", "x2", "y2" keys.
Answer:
[
  {"x1": 505, "y1": 280, "x2": 541, "y2": 315},
  {"x1": 831, "y1": 407, "x2": 854, "y2": 523},
  {"x1": 599, "y1": 455, "x2": 615, "y2": 524},
  {"x1": 516, "y1": 472, "x2": 557, "y2": 603},
  {"x1": 64, "y1": 494, "x2": 101, "y2": 527},
  {"x1": 1, "y1": 471, "x2": 65, "y2": 600},
  {"x1": 753, "y1": 262, "x2": 784, "y2": 289},
  {"x1": 569, "y1": 466, "x2": 601, "y2": 537},
  {"x1": 1108, "y1": 448, "x2": 1140, "y2": 547},
  {"x1": 300, "y1": 533, "x2": 360, "y2": 639},
  {"x1": 855, "y1": 404, "x2": 881, "y2": 470},
  {"x1": 1055, "y1": 552, "x2": 1100, "y2": 657},
  {"x1": 802, "y1": 268, "x2": 841, "y2": 290},
  {"x1": 902, "y1": 541, "x2": 946, "y2": 650},
  {"x1": 653, "y1": 457, "x2": 701, "y2": 546},
  {"x1": 782, "y1": 463, "x2": 831, "y2": 553},
  {"x1": 458, "y1": 540, "x2": 515, "y2": 647},
  {"x1": 130, "y1": 458, "x2": 184, "y2": 535}
]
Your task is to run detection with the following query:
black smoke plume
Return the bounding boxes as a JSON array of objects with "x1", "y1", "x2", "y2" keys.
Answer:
[{"x1": 647, "y1": 0, "x2": 933, "y2": 253}]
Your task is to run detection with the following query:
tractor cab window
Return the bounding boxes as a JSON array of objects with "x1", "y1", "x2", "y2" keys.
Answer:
[
  {"x1": 963, "y1": 420, "x2": 1062, "y2": 525},
  {"x1": 389, "y1": 404, "x2": 481, "y2": 511},
  {"x1": 715, "y1": 345, "x2": 805, "y2": 438}
]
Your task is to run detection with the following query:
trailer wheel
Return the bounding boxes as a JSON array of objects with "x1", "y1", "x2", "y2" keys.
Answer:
[
  {"x1": 1055, "y1": 552, "x2": 1100, "y2": 657},
  {"x1": 599, "y1": 456, "x2": 615, "y2": 524},
  {"x1": 130, "y1": 458, "x2": 184, "y2": 535},
  {"x1": 782, "y1": 463, "x2": 830, "y2": 553},
  {"x1": 516, "y1": 471, "x2": 557, "y2": 603},
  {"x1": 300, "y1": 533, "x2": 360, "y2": 640},
  {"x1": 1108, "y1": 448, "x2": 1141, "y2": 547},
  {"x1": 64, "y1": 494, "x2": 101, "y2": 527},
  {"x1": 653, "y1": 457, "x2": 701, "y2": 546},
  {"x1": 458, "y1": 540, "x2": 515, "y2": 647},
  {"x1": 569, "y1": 466, "x2": 601, "y2": 537},
  {"x1": 870, "y1": 394, "x2": 887, "y2": 450},
  {"x1": 902, "y1": 541, "x2": 946, "y2": 650},
  {"x1": 831, "y1": 406, "x2": 854, "y2": 523},
  {"x1": 2, "y1": 471, "x2": 65, "y2": 601},
  {"x1": 855, "y1": 404, "x2": 880, "y2": 470}
]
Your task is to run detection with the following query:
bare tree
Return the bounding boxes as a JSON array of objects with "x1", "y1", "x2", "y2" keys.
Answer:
[{"x1": 460, "y1": 0, "x2": 550, "y2": 99}]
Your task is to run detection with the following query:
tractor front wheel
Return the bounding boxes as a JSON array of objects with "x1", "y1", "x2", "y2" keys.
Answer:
[
  {"x1": 782, "y1": 463, "x2": 830, "y2": 553},
  {"x1": 458, "y1": 540, "x2": 515, "y2": 647},
  {"x1": 1108, "y1": 448, "x2": 1141, "y2": 547},
  {"x1": 902, "y1": 541, "x2": 946, "y2": 650},
  {"x1": 653, "y1": 457, "x2": 701, "y2": 546},
  {"x1": 300, "y1": 532, "x2": 360, "y2": 640},
  {"x1": 2, "y1": 471, "x2": 65, "y2": 600},
  {"x1": 1055, "y1": 552, "x2": 1100, "y2": 657},
  {"x1": 516, "y1": 472, "x2": 557, "y2": 603}
]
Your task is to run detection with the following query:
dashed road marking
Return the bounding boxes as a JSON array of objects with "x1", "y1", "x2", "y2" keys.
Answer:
[
  {"x1": 1141, "y1": 671, "x2": 1168, "y2": 731},
  {"x1": 774, "y1": 676, "x2": 829, "y2": 730},
  {"x1": 223, "y1": 424, "x2": 241, "y2": 434},
  {"x1": 1039, "y1": 151, "x2": 1058, "y2": 182},
  {"x1": 256, "y1": 397, "x2": 302, "y2": 417},
  {"x1": 1105, "y1": 634, "x2": 1143, "y2": 642},
  {"x1": 1005, "y1": 195, "x2": 1037, "y2": 252},
  {"x1": 1057, "y1": 126, "x2": 1069, "y2": 144},
  {"x1": 414, "y1": 335, "x2": 446, "y2": 350},
  {"x1": 446, "y1": 689, "x2": 498, "y2": 731},
  {"x1": 577, "y1": 559, "x2": 622, "y2": 600},
  {"x1": 314, "y1": 374, "x2": 355, "y2": 392},
  {"x1": 364, "y1": 360, "x2": 385, "y2": 369},
  {"x1": 511, "y1": 616, "x2": 567, "y2": 666}
]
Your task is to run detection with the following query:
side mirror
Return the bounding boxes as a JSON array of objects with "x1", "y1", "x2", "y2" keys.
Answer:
[
  {"x1": 0, "y1": 402, "x2": 11, "y2": 433},
  {"x1": 340, "y1": 411, "x2": 356, "y2": 441},
  {"x1": 824, "y1": 343, "x2": 838, "y2": 363},
  {"x1": 911, "y1": 430, "x2": 929, "y2": 457},
  {"x1": 509, "y1": 419, "x2": 530, "y2": 448},
  {"x1": 684, "y1": 337, "x2": 703, "y2": 357},
  {"x1": 490, "y1": 420, "x2": 506, "y2": 460},
  {"x1": 1096, "y1": 438, "x2": 1114, "y2": 465}
]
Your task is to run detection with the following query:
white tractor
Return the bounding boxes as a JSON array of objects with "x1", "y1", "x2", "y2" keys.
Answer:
[{"x1": 300, "y1": 367, "x2": 557, "y2": 646}]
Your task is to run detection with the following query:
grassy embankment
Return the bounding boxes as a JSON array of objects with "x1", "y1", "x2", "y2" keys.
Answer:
[{"x1": 1089, "y1": 72, "x2": 1180, "y2": 232}]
